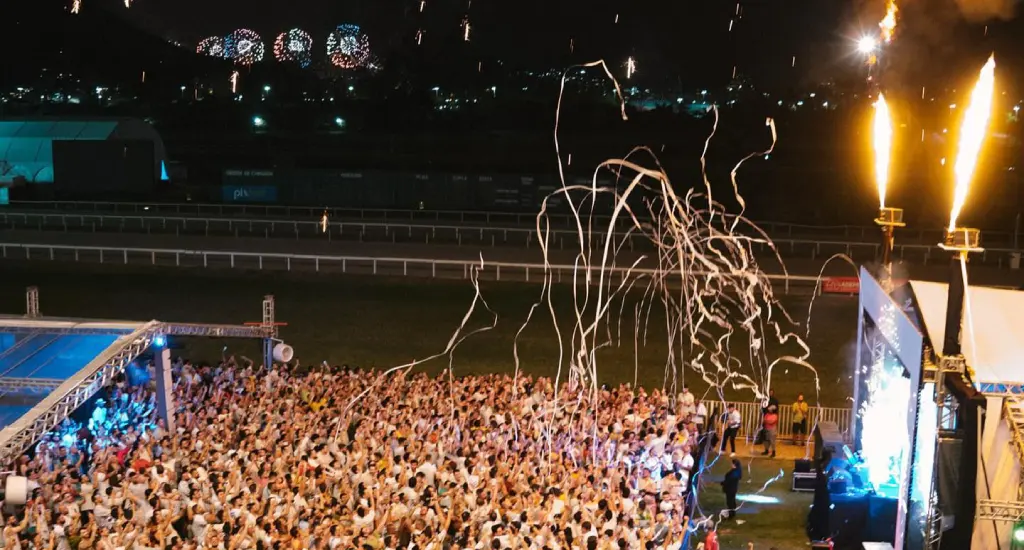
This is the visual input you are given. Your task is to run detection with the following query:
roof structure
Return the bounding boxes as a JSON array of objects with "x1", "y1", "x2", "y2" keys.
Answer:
[
  {"x1": 0, "y1": 119, "x2": 169, "y2": 184},
  {"x1": 909, "y1": 280, "x2": 1024, "y2": 396}
]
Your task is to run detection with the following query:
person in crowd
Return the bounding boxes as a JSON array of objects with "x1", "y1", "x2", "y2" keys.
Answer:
[
  {"x1": 720, "y1": 404, "x2": 741, "y2": 457},
  {"x1": 792, "y1": 393, "x2": 810, "y2": 445},
  {"x1": 762, "y1": 389, "x2": 779, "y2": 414},
  {"x1": 5, "y1": 355, "x2": 737, "y2": 550},
  {"x1": 721, "y1": 459, "x2": 742, "y2": 520},
  {"x1": 761, "y1": 406, "x2": 778, "y2": 458},
  {"x1": 677, "y1": 386, "x2": 696, "y2": 420},
  {"x1": 694, "y1": 399, "x2": 707, "y2": 434}
]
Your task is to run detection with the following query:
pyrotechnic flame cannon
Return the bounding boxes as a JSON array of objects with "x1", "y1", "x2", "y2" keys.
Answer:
[
  {"x1": 874, "y1": 206, "x2": 904, "y2": 282},
  {"x1": 938, "y1": 227, "x2": 981, "y2": 359}
]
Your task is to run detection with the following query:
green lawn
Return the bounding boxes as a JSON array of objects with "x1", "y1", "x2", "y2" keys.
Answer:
[
  {"x1": 0, "y1": 263, "x2": 857, "y2": 407},
  {"x1": 1, "y1": 263, "x2": 841, "y2": 547},
  {"x1": 697, "y1": 456, "x2": 814, "y2": 549}
]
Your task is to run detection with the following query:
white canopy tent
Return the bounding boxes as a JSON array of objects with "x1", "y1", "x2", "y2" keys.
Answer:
[
  {"x1": 908, "y1": 281, "x2": 1024, "y2": 395},
  {"x1": 907, "y1": 280, "x2": 1024, "y2": 547}
]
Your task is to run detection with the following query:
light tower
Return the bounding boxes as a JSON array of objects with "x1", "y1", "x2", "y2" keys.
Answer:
[
  {"x1": 875, "y1": 207, "x2": 904, "y2": 286},
  {"x1": 920, "y1": 227, "x2": 985, "y2": 549}
]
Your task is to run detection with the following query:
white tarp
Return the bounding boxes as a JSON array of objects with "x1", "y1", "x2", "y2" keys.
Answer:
[{"x1": 909, "y1": 280, "x2": 1024, "y2": 389}]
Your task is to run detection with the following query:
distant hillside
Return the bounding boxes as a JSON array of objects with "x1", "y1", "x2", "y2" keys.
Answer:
[{"x1": 2, "y1": 1, "x2": 228, "y2": 87}]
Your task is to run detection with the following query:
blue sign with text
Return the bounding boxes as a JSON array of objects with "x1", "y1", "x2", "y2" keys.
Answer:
[{"x1": 223, "y1": 185, "x2": 278, "y2": 203}]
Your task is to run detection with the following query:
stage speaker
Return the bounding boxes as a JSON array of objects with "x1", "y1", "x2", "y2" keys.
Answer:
[
  {"x1": 272, "y1": 343, "x2": 294, "y2": 363},
  {"x1": 937, "y1": 438, "x2": 962, "y2": 517},
  {"x1": 828, "y1": 493, "x2": 870, "y2": 547},
  {"x1": 793, "y1": 472, "x2": 816, "y2": 492},
  {"x1": 814, "y1": 422, "x2": 844, "y2": 462},
  {"x1": 864, "y1": 495, "x2": 897, "y2": 543},
  {"x1": 793, "y1": 458, "x2": 816, "y2": 491},
  {"x1": 5, "y1": 476, "x2": 27, "y2": 505}
]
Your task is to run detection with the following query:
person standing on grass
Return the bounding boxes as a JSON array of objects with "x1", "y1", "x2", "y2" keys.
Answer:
[
  {"x1": 721, "y1": 459, "x2": 742, "y2": 520},
  {"x1": 761, "y1": 406, "x2": 778, "y2": 458},
  {"x1": 720, "y1": 404, "x2": 741, "y2": 457},
  {"x1": 792, "y1": 393, "x2": 809, "y2": 445},
  {"x1": 762, "y1": 389, "x2": 779, "y2": 414}
]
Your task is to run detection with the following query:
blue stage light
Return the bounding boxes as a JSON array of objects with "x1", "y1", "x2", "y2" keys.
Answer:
[{"x1": 153, "y1": 335, "x2": 166, "y2": 348}]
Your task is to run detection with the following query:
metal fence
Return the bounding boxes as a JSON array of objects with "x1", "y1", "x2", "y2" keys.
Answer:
[
  {"x1": 0, "y1": 242, "x2": 826, "y2": 293},
  {"x1": 6, "y1": 199, "x2": 1021, "y2": 249},
  {"x1": 3, "y1": 210, "x2": 1023, "y2": 269},
  {"x1": 709, "y1": 400, "x2": 853, "y2": 443}
]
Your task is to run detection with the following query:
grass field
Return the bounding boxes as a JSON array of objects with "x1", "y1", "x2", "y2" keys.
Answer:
[
  {"x1": 1, "y1": 263, "x2": 840, "y2": 548},
  {"x1": 698, "y1": 456, "x2": 814, "y2": 549},
  {"x1": 0, "y1": 263, "x2": 858, "y2": 407}
]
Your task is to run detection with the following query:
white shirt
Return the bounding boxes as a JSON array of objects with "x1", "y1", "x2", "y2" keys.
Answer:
[{"x1": 727, "y1": 410, "x2": 741, "y2": 429}]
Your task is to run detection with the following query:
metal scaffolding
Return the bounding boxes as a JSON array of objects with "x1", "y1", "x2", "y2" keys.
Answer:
[
  {"x1": 25, "y1": 287, "x2": 39, "y2": 318},
  {"x1": 0, "y1": 315, "x2": 277, "y2": 466},
  {"x1": 0, "y1": 321, "x2": 162, "y2": 466},
  {"x1": 0, "y1": 377, "x2": 64, "y2": 393},
  {"x1": 976, "y1": 500, "x2": 1024, "y2": 523}
]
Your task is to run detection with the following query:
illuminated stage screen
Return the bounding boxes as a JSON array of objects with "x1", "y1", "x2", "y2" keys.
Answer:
[
  {"x1": 855, "y1": 317, "x2": 912, "y2": 501},
  {"x1": 853, "y1": 269, "x2": 928, "y2": 549}
]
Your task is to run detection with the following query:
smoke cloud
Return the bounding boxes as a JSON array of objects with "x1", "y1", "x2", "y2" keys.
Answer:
[{"x1": 951, "y1": 0, "x2": 1017, "y2": 21}]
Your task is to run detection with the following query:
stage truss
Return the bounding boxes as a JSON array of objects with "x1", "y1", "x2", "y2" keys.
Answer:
[{"x1": 0, "y1": 298, "x2": 280, "y2": 466}]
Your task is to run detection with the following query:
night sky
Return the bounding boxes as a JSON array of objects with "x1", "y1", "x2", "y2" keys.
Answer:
[{"x1": 61, "y1": 0, "x2": 1024, "y2": 90}]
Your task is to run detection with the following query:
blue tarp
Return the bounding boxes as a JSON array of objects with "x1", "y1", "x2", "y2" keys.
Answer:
[
  {"x1": 0, "y1": 406, "x2": 33, "y2": 432},
  {"x1": 0, "y1": 333, "x2": 119, "y2": 379}
]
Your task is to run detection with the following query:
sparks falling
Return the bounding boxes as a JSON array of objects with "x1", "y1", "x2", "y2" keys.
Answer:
[
  {"x1": 71, "y1": 0, "x2": 81, "y2": 13},
  {"x1": 463, "y1": 18, "x2": 471, "y2": 41},
  {"x1": 416, "y1": 29, "x2": 423, "y2": 45},
  {"x1": 230, "y1": 71, "x2": 239, "y2": 94},
  {"x1": 124, "y1": 0, "x2": 131, "y2": 7},
  {"x1": 419, "y1": 0, "x2": 425, "y2": 12},
  {"x1": 626, "y1": 56, "x2": 636, "y2": 79},
  {"x1": 879, "y1": 0, "x2": 898, "y2": 43},
  {"x1": 949, "y1": 55, "x2": 996, "y2": 231},
  {"x1": 873, "y1": 93, "x2": 894, "y2": 208}
]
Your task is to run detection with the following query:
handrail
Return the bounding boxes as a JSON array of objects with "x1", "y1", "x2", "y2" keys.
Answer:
[
  {"x1": 707, "y1": 401, "x2": 852, "y2": 442},
  {"x1": 6, "y1": 199, "x2": 1019, "y2": 246}
]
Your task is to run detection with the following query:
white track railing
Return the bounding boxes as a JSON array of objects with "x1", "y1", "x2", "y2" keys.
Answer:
[
  {"x1": 3, "y1": 211, "x2": 1023, "y2": 267},
  {"x1": 0, "y1": 242, "x2": 826, "y2": 294},
  {"x1": 6, "y1": 199, "x2": 1021, "y2": 248}
]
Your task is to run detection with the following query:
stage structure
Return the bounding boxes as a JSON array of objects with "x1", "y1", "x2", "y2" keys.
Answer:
[
  {"x1": 0, "y1": 290, "x2": 288, "y2": 467},
  {"x1": 851, "y1": 257, "x2": 1024, "y2": 550}
]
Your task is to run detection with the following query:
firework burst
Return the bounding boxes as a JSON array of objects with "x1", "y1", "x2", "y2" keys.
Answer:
[
  {"x1": 197, "y1": 36, "x2": 227, "y2": 58},
  {"x1": 226, "y1": 29, "x2": 265, "y2": 66},
  {"x1": 274, "y1": 29, "x2": 313, "y2": 68},
  {"x1": 326, "y1": 25, "x2": 372, "y2": 69}
]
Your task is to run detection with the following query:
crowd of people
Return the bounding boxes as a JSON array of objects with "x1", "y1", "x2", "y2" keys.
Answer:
[{"x1": 3, "y1": 356, "x2": 733, "y2": 550}]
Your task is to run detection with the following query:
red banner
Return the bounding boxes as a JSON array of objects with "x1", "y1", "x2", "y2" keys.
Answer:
[{"x1": 822, "y1": 277, "x2": 860, "y2": 294}]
